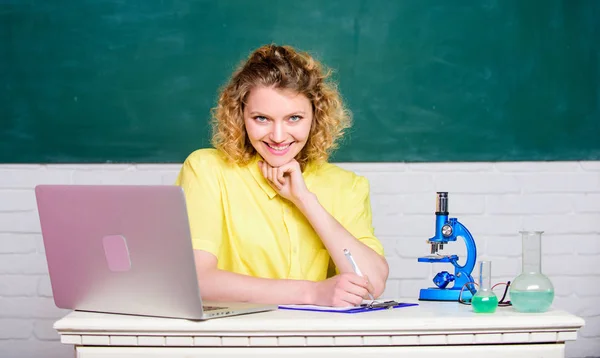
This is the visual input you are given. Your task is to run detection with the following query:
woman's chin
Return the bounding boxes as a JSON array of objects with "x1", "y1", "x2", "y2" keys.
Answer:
[
  {"x1": 263, "y1": 157, "x2": 290, "y2": 167},
  {"x1": 260, "y1": 152, "x2": 297, "y2": 168}
]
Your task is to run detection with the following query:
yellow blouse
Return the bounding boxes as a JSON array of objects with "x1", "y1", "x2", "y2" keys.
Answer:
[{"x1": 175, "y1": 148, "x2": 384, "y2": 281}]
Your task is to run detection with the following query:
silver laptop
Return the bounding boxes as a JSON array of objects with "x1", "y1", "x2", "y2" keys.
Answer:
[{"x1": 35, "y1": 184, "x2": 276, "y2": 320}]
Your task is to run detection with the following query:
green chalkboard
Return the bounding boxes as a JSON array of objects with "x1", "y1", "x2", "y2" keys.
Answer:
[{"x1": 1, "y1": 0, "x2": 599, "y2": 163}]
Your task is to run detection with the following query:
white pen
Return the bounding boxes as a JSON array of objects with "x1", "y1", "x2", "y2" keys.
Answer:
[{"x1": 343, "y1": 249, "x2": 375, "y2": 301}]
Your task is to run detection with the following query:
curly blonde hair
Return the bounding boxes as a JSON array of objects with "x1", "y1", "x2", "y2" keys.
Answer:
[{"x1": 210, "y1": 44, "x2": 351, "y2": 168}]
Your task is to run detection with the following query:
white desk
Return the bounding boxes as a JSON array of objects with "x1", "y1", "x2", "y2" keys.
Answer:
[{"x1": 54, "y1": 300, "x2": 584, "y2": 358}]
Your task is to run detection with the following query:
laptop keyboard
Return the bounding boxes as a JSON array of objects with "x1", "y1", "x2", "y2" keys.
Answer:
[{"x1": 203, "y1": 305, "x2": 226, "y2": 311}]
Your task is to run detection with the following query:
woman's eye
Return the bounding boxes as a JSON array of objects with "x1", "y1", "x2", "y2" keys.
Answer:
[
  {"x1": 289, "y1": 115, "x2": 302, "y2": 122},
  {"x1": 254, "y1": 116, "x2": 268, "y2": 122}
]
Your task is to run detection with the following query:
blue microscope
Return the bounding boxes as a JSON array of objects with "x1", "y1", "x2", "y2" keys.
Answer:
[{"x1": 418, "y1": 192, "x2": 477, "y2": 301}]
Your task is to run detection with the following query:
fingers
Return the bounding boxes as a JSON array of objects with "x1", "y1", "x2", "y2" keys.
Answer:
[
  {"x1": 317, "y1": 274, "x2": 372, "y2": 307},
  {"x1": 276, "y1": 168, "x2": 285, "y2": 186},
  {"x1": 344, "y1": 272, "x2": 371, "y2": 289},
  {"x1": 330, "y1": 282, "x2": 364, "y2": 307},
  {"x1": 352, "y1": 274, "x2": 375, "y2": 299},
  {"x1": 258, "y1": 161, "x2": 286, "y2": 190},
  {"x1": 271, "y1": 167, "x2": 284, "y2": 189},
  {"x1": 333, "y1": 273, "x2": 371, "y2": 306},
  {"x1": 364, "y1": 275, "x2": 375, "y2": 298},
  {"x1": 341, "y1": 278, "x2": 370, "y2": 299},
  {"x1": 333, "y1": 292, "x2": 363, "y2": 307},
  {"x1": 268, "y1": 166, "x2": 278, "y2": 189},
  {"x1": 277, "y1": 160, "x2": 302, "y2": 180}
]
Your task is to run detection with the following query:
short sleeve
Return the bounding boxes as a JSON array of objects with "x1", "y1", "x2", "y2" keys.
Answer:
[
  {"x1": 340, "y1": 176, "x2": 385, "y2": 256},
  {"x1": 174, "y1": 150, "x2": 224, "y2": 257}
]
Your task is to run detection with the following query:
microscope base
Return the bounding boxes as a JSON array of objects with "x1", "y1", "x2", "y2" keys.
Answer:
[{"x1": 419, "y1": 287, "x2": 472, "y2": 301}]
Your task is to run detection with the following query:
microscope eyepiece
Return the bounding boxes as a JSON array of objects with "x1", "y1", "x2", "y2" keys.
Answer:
[{"x1": 435, "y1": 192, "x2": 449, "y2": 215}]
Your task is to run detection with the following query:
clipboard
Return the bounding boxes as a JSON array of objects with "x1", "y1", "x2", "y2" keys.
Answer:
[{"x1": 278, "y1": 300, "x2": 418, "y2": 314}]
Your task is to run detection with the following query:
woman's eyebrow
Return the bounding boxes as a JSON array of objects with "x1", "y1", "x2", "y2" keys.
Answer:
[
  {"x1": 248, "y1": 111, "x2": 306, "y2": 117},
  {"x1": 248, "y1": 111, "x2": 269, "y2": 117}
]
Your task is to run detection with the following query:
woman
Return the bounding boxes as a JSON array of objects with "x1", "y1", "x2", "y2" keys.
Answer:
[{"x1": 176, "y1": 44, "x2": 389, "y2": 307}]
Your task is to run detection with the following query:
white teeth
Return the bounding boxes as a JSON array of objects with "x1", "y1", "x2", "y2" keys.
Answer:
[{"x1": 267, "y1": 143, "x2": 291, "y2": 151}]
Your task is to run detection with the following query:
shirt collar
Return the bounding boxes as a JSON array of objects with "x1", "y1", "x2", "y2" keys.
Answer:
[{"x1": 247, "y1": 155, "x2": 318, "y2": 200}]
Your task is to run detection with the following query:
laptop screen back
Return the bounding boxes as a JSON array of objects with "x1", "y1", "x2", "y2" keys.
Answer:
[{"x1": 35, "y1": 185, "x2": 206, "y2": 319}]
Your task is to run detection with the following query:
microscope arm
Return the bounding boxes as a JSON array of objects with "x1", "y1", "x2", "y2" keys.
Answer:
[{"x1": 451, "y1": 220, "x2": 477, "y2": 285}]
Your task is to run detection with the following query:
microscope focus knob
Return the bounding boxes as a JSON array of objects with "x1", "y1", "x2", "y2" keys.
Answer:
[
  {"x1": 433, "y1": 271, "x2": 455, "y2": 289},
  {"x1": 441, "y1": 224, "x2": 453, "y2": 237}
]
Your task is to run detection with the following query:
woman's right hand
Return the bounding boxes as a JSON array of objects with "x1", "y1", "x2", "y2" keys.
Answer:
[{"x1": 311, "y1": 273, "x2": 375, "y2": 307}]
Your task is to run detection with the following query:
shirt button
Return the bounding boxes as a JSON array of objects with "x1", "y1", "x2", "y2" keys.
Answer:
[{"x1": 292, "y1": 247, "x2": 297, "y2": 254}]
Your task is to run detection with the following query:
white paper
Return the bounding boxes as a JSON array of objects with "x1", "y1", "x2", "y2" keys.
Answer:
[{"x1": 279, "y1": 300, "x2": 381, "y2": 311}]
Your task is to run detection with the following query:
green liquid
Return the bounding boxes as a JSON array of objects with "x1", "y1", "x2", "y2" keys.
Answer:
[
  {"x1": 510, "y1": 290, "x2": 554, "y2": 313},
  {"x1": 472, "y1": 294, "x2": 498, "y2": 313}
]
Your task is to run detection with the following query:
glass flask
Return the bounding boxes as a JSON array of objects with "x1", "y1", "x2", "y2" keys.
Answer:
[
  {"x1": 472, "y1": 261, "x2": 498, "y2": 313},
  {"x1": 509, "y1": 231, "x2": 554, "y2": 313}
]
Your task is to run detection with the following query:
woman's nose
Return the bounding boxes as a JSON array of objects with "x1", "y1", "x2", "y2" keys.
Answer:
[{"x1": 269, "y1": 121, "x2": 286, "y2": 143}]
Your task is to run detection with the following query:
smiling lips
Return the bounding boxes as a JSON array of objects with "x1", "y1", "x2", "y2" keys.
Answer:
[{"x1": 264, "y1": 142, "x2": 293, "y2": 156}]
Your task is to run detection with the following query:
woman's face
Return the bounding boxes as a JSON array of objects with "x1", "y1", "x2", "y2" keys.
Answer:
[{"x1": 243, "y1": 86, "x2": 313, "y2": 168}]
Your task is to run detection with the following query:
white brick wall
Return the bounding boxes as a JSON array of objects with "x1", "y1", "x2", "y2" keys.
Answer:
[{"x1": 0, "y1": 161, "x2": 598, "y2": 357}]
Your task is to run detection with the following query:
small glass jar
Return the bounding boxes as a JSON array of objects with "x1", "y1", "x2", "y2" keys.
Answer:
[
  {"x1": 509, "y1": 231, "x2": 554, "y2": 313},
  {"x1": 472, "y1": 261, "x2": 498, "y2": 313}
]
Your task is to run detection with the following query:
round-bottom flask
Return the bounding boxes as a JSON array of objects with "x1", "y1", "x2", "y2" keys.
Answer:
[
  {"x1": 510, "y1": 231, "x2": 554, "y2": 313},
  {"x1": 472, "y1": 261, "x2": 498, "y2": 314}
]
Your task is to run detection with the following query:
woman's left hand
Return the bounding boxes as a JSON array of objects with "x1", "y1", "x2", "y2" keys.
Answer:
[{"x1": 259, "y1": 160, "x2": 311, "y2": 204}]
